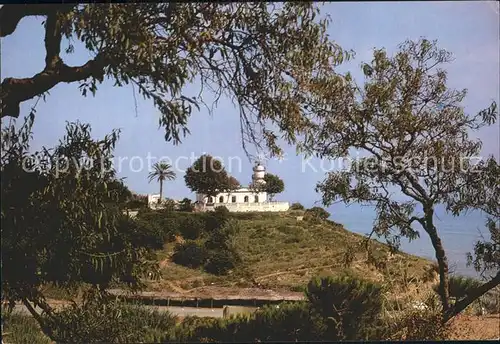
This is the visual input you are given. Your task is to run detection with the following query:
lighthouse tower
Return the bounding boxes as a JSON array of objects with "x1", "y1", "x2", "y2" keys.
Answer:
[{"x1": 252, "y1": 162, "x2": 266, "y2": 186}]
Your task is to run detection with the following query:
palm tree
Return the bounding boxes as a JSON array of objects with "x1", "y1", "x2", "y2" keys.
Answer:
[{"x1": 148, "y1": 162, "x2": 176, "y2": 204}]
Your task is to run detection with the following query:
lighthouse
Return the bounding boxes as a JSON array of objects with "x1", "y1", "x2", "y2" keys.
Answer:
[{"x1": 252, "y1": 162, "x2": 266, "y2": 186}]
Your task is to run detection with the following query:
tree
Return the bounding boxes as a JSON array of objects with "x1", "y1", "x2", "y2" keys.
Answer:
[
  {"x1": 302, "y1": 39, "x2": 498, "y2": 321},
  {"x1": 305, "y1": 207, "x2": 330, "y2": 220},
  {"x1": 106, "y1": 179, "x2": 133, "y2": 207},
  {"x1": 0, "y1": 3, "x2": 350, "y2": 157},
  {"x1": 1, "y1": 117, "x2": 159, "y2": 339},
  {"x1": 204, "y1": 219, "x2": 241, "y2": 275},
  {"x1": 147, "y1": 162, "x2": 176, "y2": 203},
  {"x1": 263, "y1": 173, "x2": 284, "y2": 200},
  {"x1": 178, "y1": 197, "x2": 194, "y2": 212},
  {"x1": 447, "y1": 157, "x2": 500, "y2": 319},
  {"x1": 184, "y1": 155, "x2": 230, "y2": 198},
  {"x1": 224, "y1": 175, "x2": 241, "y2": 203}
]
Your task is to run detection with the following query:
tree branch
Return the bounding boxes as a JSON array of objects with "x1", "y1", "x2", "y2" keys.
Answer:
[
  {"x1": 21, "y1": 298, "x2": 45, "y2": 328},
  {"x1": 444, "y1": 271, "x2": 500, "y2": 322},
  {"x1": 44, "y1": 11, "x2": 63, "y2": 69},
  {"x1": 1, "y1": 55, "x2": 107, "y2": 118},
  {"x1": 0, "y1": 5, "x2": 54, "y2": 37}
]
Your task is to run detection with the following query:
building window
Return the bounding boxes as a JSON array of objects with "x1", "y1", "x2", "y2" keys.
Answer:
[
  {"x1": 207, "y1": 197, "x2": 213, "y2": 204},
  {"x1": 244, "y1": 196, "x2": 249, "y2": 202},
  {"x1": 219, "y1": 196, "x2": 224, "y2": 203},
  {"x1": 232, "y1": 196, "x2": 236, "y2": 203},
  {"x1": 254, "y1": 195, "x2": 259, "y2": 203}
]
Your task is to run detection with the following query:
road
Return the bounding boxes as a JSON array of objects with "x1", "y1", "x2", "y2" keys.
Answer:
[{"x1": 10, "y1": 303, "x2": 225, "y2": 318}]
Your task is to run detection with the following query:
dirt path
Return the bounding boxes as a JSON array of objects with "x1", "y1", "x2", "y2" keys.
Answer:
[
  {"x1": 448, "y1": 314, "x2": 500, "y2": 340},
  {"x1": 254, "y1": 264, "x2": 336, "y2": 282}
]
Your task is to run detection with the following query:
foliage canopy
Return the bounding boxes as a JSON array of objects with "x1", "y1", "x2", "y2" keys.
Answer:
[
  {"x1": 302, "y1": 38, "x2": 499, "y2": 321},
  {"x1": 0, "y1": 3, "x2": 350, "y2": 157}
]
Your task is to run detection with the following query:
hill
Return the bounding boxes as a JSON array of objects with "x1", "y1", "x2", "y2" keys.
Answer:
[{"x1": 148, "y1": 210, "x2": 437, "y2": 303}]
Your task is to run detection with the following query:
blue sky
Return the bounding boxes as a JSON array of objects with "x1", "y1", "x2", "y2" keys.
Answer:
[{"x1": 2, "y1": 1, "x2": 499, "y2": 207}]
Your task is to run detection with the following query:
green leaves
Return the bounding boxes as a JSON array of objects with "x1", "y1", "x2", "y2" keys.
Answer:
[
  {"x1": 4, "y1": 3, "x2": 352, "y2": 157},
  {"x1": 184, "y1": 154, "x2": 232, "y2": 197},
  {"x1": 1, "y1": 120, "x2": 157, "y2": 309},
  {"x1": 262, "y1": 173, "x2": 285, "y2": 200}
]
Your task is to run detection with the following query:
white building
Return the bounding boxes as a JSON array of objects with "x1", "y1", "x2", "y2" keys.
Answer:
[
  {"x1": 194, "y1": 163, "x2": 290, "y2": 212},
  {"x1": 147, "y1": 194, "x2": 181, "y2": 210},
  {"x1": 147, "y1": 194, "x2": 162, "y2": 207}
]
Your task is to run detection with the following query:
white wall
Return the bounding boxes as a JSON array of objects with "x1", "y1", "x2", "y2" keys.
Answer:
[
  {"x1": 201, "y1": 202, "x2": 290, "y2": 212},
  {"x1": 197, "y1": 190, "x2": 268, "y2": 204}
]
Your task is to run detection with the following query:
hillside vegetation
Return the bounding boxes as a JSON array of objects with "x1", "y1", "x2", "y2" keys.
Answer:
[{"x1": 145, "y1": 208, "x2": 436, "y2": 301}]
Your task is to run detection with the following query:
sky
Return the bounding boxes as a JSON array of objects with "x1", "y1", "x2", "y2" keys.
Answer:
[{"x1": 2, "y1": 1, "x2": 499, "y2": 208}]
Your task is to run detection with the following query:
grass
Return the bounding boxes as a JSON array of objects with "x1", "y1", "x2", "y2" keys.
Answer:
[{"x1": 1, "y1": 310, "x2": 52, "y2": 344}]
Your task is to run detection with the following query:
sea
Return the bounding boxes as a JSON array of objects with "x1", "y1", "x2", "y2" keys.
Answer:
[{"x1": 325, "y1": 203, "x2": 495, "y2": 278}]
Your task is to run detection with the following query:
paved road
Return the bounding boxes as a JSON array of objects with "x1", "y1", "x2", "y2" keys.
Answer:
[{"x1": 10, "y1": 304, "x2": 224, "y2": 318}]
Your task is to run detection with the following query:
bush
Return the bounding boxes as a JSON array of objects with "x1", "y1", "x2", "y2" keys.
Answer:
[
  {"x1": 179, "y1": 216, "x2": 205, "y2": 240},
  {"x1": 173, "y1": 316, "x2": 219, "y2": 342},
  {"x1": 162, "y1": 198, "x2": 177, "y2": 212},
  {"x1": 290, "y1": 202, "x2": 305, "y2": 210},
  {"x1": 44, "y1": 291, "x2": 177, "y2": 343},
  {"x1": 178, "y1": 198, "x2": 194, "y2": 212},
  {"x1": 126, "y1": 217, "x2": 165, "y2": 250},
  {"x1": 171, "y1": 241, "x2": 207, "y2": 268},
  {"x1": 161, "y1": 217, "x2": 183, "y2": 241},
  {"x1": 136, "y1": 211, "x2": 207, "y2": 242},
  {"x1": 178, "y1": 302, "x2": 327, "y2": 342},
  {"x1": 203, "y1": 220, "x2": 241, "y2": 275},
  {"x1": 204, "y1": 250, "x2": 238, "y2": 275},
  {"x1": 305, "y1": 274, "x2": 385, "y2": 340},
  {"x1": 384, "y1": 308, "x2": 448, "y2": 340},
  {"x1": 125, "y1": 198, "x2": 148, "y2": 210},
  {"x1": 305, "y1": 206, "x2": 331, "y2": 220},
  {"x1": 204, "y1": 219, "x2": 240, "y2": 251},
  {"x1": 203, "y1": 206, "x2": 231, "y2": 232}
]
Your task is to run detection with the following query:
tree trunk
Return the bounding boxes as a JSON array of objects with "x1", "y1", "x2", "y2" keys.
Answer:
[
  {"x1": 424, "y1": 207, "x2": 450, "y2": 313},
  {"x1": 159, "y1": 180, "x2": 163, "y2": 204}
]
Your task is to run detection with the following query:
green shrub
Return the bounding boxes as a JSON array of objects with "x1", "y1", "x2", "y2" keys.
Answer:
[
  {"x1": 162, "y1": 198, "x2": 177, "y2": 212},
  {"x1": 203, "y1": 206, "x2": 231, "y2": 232},
  {"x1": 305, "y1": 274, "x2": 385, "y2": 340},
  {"x1": 305, "y1": 206, "x2": 331, "y2": 220},
  {"x1": 178, "y1": 198, "x2": 194, "y2": 212},
  {"x1": 290, "y1": 202, "x2": 305, "y2": 210},
  {"x1": 127, "y1": 217, "x2": 165, "y2": 250},
  {"x1": 125, "y1": 198, "x2": 148, "y2": 210},
  {"x1": 171, "y1": 240, "x2": 207, "y2": 268},
  {"x1": 161, "y1": 217, "x2": 183, "y2": 241},
  {"x1": 178, "y1": 302, "x2": 327, "y2": 342},
  {"x1": 179, "y1": 216, "x2": 205, "y2": 240},
  {"x1": 204, "y1": 250, "x2": 238, "y2": 275},
  {"x1": 204, "y1": 219, "x2": 240, "y2": 251},
  {"x1": 44, "y1": 292, "x2": 177, "y2": 343},
  {"x1": 173, "y1": 316, "x2": 219, "y2": 342},
  {"x1": 203, "y1": 220, "x2": 241, "y2": 275}
]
